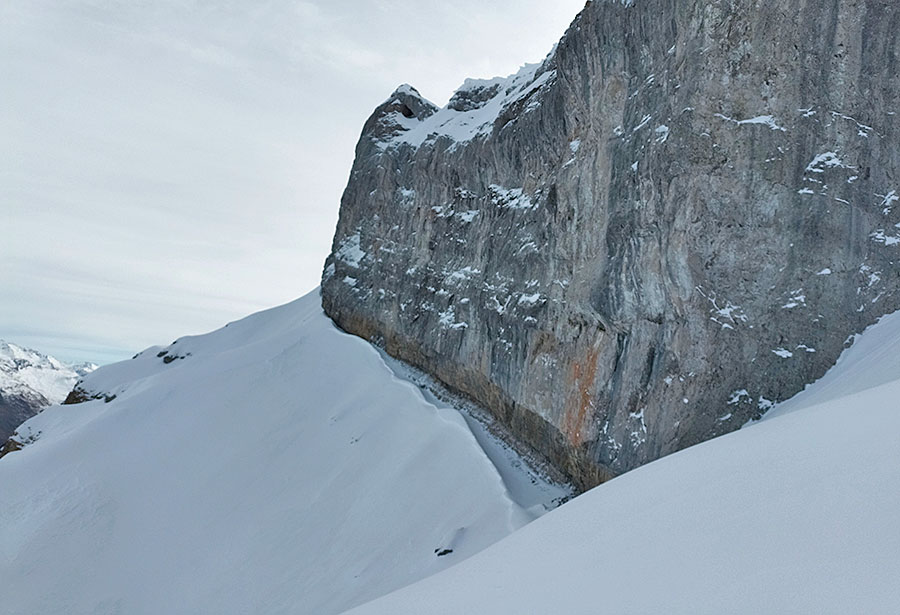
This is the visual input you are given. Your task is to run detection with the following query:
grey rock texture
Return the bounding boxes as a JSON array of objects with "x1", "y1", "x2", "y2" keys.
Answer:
[{"x1": 323, "y1": 0, "x2": 900, "y2": 491}]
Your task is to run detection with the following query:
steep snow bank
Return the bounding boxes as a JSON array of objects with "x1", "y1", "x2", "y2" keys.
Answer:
[
  {"x1": 762, "y1": 309, "x2": 900, "y2": 420},
  {"x1": 346, "y1": 311, "x2": 900, "y2": 614},
  {"x1": 0, "y1": 290, "x2": 536, "y2": 614}
]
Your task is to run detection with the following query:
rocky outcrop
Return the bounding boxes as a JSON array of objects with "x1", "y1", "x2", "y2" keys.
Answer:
[
  {"x1": 61, "y1": 386, "x2": 116, "y2": 405},
  {"x1": 322, "y1": 0, "x2": 900, "y2": 490},
  {"x1": 0, "y1": 422, "x2": 41, "y2": 461}
]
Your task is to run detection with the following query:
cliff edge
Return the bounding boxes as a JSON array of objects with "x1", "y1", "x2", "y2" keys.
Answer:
[{"x1": 323, "y1": 0, "x2": 900, "y2": 490}]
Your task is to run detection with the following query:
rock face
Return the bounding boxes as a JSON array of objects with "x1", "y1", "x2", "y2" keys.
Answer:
[{"x1": 322, "y1": 0, "x2": 900, "y2": 490}]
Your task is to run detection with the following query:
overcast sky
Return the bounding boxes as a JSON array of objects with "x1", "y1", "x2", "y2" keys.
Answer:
[{"x1": 1, "y1": 0, "x2": 585, "y2": 365}]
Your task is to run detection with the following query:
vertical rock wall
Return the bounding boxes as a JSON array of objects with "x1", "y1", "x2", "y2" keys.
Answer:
[{"x1": 323, "y1": 0, "x2": 900, "y2": 490}]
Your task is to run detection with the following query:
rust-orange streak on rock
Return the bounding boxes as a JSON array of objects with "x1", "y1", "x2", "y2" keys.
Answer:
[{"x1": 561, "y1": 347, "x2": 599, "y2": 447}]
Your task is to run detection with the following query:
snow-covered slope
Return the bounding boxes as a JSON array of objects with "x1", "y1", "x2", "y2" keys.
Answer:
[
  {"x1": 0, "y1": 340, "x2": 95, "y2": 441},
  {"x1": 346, "y1": 312, "x2": 900, "y2": 615},
  {"x1": 5, "y1": 293, "x2": 897, "y2": 614},
  {"x1": 0, "y1": 290, "x2": 556, "y2": 615},
  {"x1": 761, "y1": 310, "x2": 900, "y2": 422}
]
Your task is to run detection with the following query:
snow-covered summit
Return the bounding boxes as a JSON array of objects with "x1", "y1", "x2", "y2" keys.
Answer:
[
  {"x1": 0, "y1": 340, "x2": 95, "y2": 401},
  {"x1": 386, "y1": 83, "x2": 425, "y2": 101},
  {"x1": 370, "y1": 56, "x2": 558, "y2": 150}
]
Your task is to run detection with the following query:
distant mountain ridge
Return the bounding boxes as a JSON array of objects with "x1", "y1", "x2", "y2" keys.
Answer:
[{"x1": 0, "y1": 340, "x2": 96, "y2": 441}]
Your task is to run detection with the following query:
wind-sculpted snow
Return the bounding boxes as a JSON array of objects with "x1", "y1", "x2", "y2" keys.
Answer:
[
  {"x1": 345, "y1": 309, "x2": 900, "y2": 615},
  {"x1": 323, "y1": 0, "x2": 900, "y2": 489},
  {"x1": 0, "y1": 291, "x2": 542, "y2": 615}
]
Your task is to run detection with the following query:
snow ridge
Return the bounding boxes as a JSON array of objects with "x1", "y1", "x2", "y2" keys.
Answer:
[{"x1": 0, "y1": 292, "x2": 545, "y2": 615}]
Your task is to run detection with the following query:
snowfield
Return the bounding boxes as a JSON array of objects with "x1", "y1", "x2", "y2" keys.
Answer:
[
  {"x1": 347, "y1": 312, "x2": 900, "y2": 615},
  {"x1": 0, "y1": 290, "x2": 549, "y2": 615},
  {"x1": 2, "y1": 292, "x2": 899, "y2": 614}
]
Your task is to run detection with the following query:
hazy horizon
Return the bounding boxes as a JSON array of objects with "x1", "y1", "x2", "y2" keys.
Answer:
[{"x1": 2, "y1": 0, "x2": 585, "y2": 365}]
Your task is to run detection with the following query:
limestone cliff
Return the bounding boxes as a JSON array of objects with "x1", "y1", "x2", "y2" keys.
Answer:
[{"x1": 322, "y1": 0, "x2": 900, "y2": 490}]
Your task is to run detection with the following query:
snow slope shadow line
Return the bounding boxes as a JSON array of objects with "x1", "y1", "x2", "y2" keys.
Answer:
[{"x1": 355, "y1": 330, "x2": 574, "y2": 516}]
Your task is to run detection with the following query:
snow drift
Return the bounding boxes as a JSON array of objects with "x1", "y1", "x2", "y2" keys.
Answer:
[
  {"x1": 346, "y1": 311, "x2": 900, "y2": 614},
  {"x1": 0, "y1": 290, "x2": 542, "y2": 614}
]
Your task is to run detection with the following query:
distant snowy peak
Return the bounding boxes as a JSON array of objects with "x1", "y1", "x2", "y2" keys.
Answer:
[
  {"x1": 0, "y1": 340, "x2": 96, "y2": 405},
  {"x1": 0, "y1": 340, "x2": 97, "y2": 441},
  {"x1": 366, "y1": 56, "x2": 558, "y2": 151}
]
